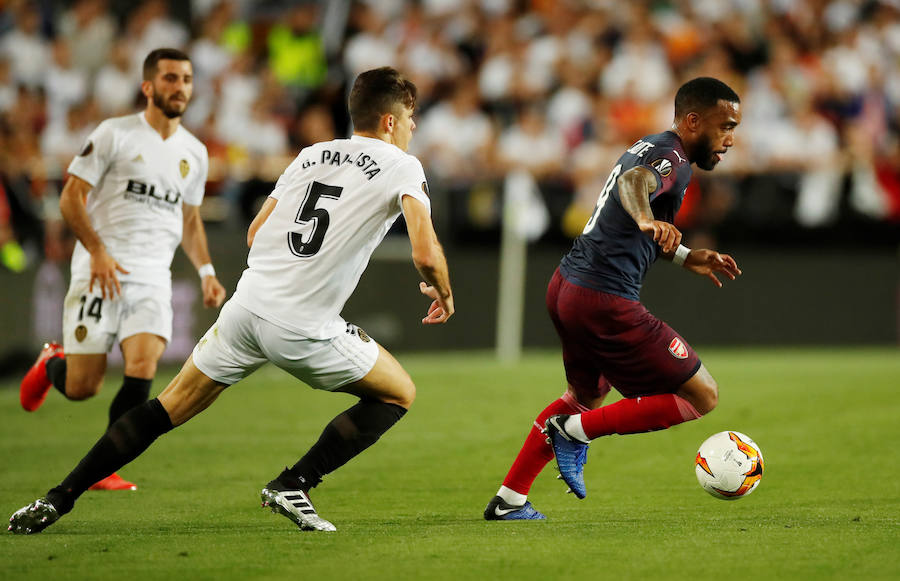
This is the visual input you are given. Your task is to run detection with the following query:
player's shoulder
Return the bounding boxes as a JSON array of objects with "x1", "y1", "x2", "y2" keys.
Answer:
[
  {"x1": 175, "y1": 124, "x2": 209, "y2": 158},
  {"x1": 643, "y1": 131, "x2": 688, "y2": 162},
  {"x1": 395, "y1": 149, "x2": 426, "y2": 174},
  {"x1": 88, "y1": 113, "x2": 139, "y2": 139},
  {"x1": 98, "y1": 112, "x2": 144, "y2": 132}
]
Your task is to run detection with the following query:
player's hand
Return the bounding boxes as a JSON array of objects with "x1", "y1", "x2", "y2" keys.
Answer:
[
  {"x1": 201, "y1": 276, "x2": 227, "y2": 308},
  {"x1": 638, "y1": 220, "x2": 682, "y2": 254},
  {"x1": 419, "y1": 281, "x2": 454, "y2": 324},
  {"x1": 683, "y1": 249, "x2": 742, "y2": 288},
  {"x1": 89, "y1": 247, "x2": 129, "y2": 299}
]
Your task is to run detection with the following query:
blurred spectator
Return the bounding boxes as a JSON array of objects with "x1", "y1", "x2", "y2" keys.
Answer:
[
  {"x1": 94, "y1": 40, "x2": 139, "y2": 116},
  {"x1": 57, "y1": 0, "x2": 116, "y2": 77},
  {"x1": 497, "y1": 105, "x2": 565, "y2": 179},
  {"x1": 0, "y1": 0, "x2": 896, "y2": 259},
  {"x1": 40, "y1": 100, "x2": 98, "y2": 180},
  {"x1": 293, "y1": 103, "x2": 336, "y2": 148},
  {"x1": 126, "y1": 0, "x2": 190, "y2": 74},
  {"x1": 44, "y1": 39, "x2": 89, "y2": 127},
  {"x1": 1, "y1": 4, "x2": 49, "y2": 90},
  {"x1": 414, "y1": 79, "x2": 495, "y2": 183},
  {"x1": 0, "y1": 57, "x2": 15, "y2": 113},
  {"x1": 267, "y1": 3, "x2": 327, "y2": 91},
  {"x1": 344, "y1": 2, "x2": 397, "y2": 77}
]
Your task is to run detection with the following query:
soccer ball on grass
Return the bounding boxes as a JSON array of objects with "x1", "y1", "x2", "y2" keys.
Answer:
[{"x1": 694, "y1": 431, "x2": 764, "y2": 500}]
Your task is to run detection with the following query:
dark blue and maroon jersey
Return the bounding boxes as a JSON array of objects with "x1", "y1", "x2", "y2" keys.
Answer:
[{"x1": 560, "y1": 131, "x2": 693, "y2": 301}]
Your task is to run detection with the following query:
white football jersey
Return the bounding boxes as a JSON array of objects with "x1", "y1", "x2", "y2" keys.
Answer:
[
  {"x1": 67, "y1": 112, "x2": 208, "y2": 284},
  {"x1": 232, "y1": 135, "x2": 431, "y2": 339}
]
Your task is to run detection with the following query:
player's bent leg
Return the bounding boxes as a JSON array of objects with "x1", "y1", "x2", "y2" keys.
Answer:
[
  {"x1": 675, "y1": 364, "x2": 718, "y2": 415},
  {"x1": 62, "y1": 353, "x2": 107, "y2": 400},
  {"x1": 337, "y1": 344, "x2": 416, "y2": 408},
  {"x1": 9, "y1": 357, "x2": 227, "y2": 533},
  {"x1": 109, "y1": 333, "x2": 166, "y2": 428},
  {"x1": 268, "y1": 345, "x2": 411, "y2": 521},
  {"x1": 120, "y1": 333, "x2": 166, "y2": 379},
  {"x1": 488, "y1": 384, "x2": 600, "y2": 516},
  {"x1": 157, "y1": 356, "x2": 229, "y2": 427}
]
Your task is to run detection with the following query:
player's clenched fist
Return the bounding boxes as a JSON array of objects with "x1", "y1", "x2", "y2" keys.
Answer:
[{"x1": 639, "y1": 220, "x2": 682, "y2": 254}]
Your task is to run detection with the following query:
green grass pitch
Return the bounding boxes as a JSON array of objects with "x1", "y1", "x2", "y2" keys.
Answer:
[{"x1": 1, "y1": 348, "x2": 898, "y2": 580}]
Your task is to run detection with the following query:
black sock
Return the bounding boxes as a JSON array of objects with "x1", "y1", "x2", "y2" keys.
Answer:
[
  {"x1": 46, "y1": 356, "x2": 66, "y2": 395},
  {"x1": 274, "y1": 399, "x2": 407, "y2": 491},
  {"x1": 46, "y1": 398, "x2": 174, "y2": 515},
  {"x1": 108, "y1": 376, "x2": 153, "y2": 429}
]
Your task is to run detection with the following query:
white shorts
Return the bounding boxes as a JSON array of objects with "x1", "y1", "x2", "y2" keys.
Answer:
[
  {"x1": 62, "y1": 279, "x2": 173, "y2": 354},
  {"x1": 191, "y1": 300, "x2": 379, "y2": 390}
]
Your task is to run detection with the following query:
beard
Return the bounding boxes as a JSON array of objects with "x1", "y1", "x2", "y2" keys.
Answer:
[
  {"x1": 694, "y1": 133, "x2": 719, "y2": 171},
  {"x1": 152, "y1": 91, "x2": 187, "y2": 119}
]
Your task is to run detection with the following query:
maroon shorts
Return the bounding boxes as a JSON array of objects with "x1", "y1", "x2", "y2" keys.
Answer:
[{"x1": 546, "y1": 268, "x2": 701, "y2": 400}]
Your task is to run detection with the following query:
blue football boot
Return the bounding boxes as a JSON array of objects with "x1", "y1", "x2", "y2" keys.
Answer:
[
  {"x1": 484, "y1": 496, "x2": 546, "y2": 520},
  {"x1": 544, "y1": 414, "x2": 589, "y2": 499}
]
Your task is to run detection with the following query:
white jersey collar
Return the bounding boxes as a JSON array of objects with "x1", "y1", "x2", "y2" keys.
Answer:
[
  {"x1": 350, "y1": 134, "x2": 396, "y2": 149},
  {"x1": 140, "y1": 111, "x2": 182, "y2": 142}
]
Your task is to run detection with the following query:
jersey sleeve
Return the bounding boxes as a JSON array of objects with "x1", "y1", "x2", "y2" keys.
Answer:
[
  {"x1": 644, "y1": 151, "x2": 684, "y2": 202},
  {"x1": 182, "y1": 146, "x2": 209, "y2": 207},
  {"x1": 66, "y1": 120, "x2": 116, "y2": 187},
  {"x1": 393, "y1": 156, "x2": 431, "y2": 216}
]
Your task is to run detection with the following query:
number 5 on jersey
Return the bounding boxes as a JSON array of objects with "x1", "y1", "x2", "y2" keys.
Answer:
[
  {"x1": 583, "y1": 163, "x2": 622, "y2": 235},
  {"x1": 289, "y1": 181, "x2": 344, "y2": 257}
]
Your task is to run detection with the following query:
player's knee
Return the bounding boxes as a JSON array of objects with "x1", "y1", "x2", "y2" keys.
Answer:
[
  {"x1": 381, "y1": 379, "x2": 416, "y2": 409},
  {"x1": 124, "y1": 358, "x2": 158, "y2": 379},
  {"x1": 695, "y1": 378, "x2": 718, "y2": 415},
  {"x1": 396, "y1": 381, "x2": 417, "y2": 409},
  {"x1": 65, "y1": 377, "x2": 103, "y2": 400}
]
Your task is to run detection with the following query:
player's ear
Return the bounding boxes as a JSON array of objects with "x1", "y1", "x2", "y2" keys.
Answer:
[
  {"x1": 140, "y1": 80, "x2": 153, "y2": 100},
  {"x1": 684, "y1": 111, "x2": 702, "y2": 133},
  {"x1": 382, "y1": 112, "x2": 395, "y2": 134}
]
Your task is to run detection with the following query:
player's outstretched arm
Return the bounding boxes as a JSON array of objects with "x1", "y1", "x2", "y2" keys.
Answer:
[
  {"x1": 401, "y1": 195, "x2": 454, "y2": 324},
  {"x1": 679, "y1": 248, "x2": 742, "y2": 288},
  {"x1": 181, "y1": 204, "x2": 226, "y2": 308},
  {"x1": 60, "y1": 174, "x2": 129, "y2": 298},
  {"x1": 618, "y1": 166, "x2": 682, "y2": 253}
]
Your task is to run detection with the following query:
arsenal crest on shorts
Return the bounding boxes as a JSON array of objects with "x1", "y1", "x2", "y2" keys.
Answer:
[{"x1": 668, "y1": 337, "x2": 688, "y2": 359}]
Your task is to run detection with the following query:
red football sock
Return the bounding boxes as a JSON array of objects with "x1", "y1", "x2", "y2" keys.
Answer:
[
  {"x1": 580, "y1": 394, "x2": 701, "y2": 439},
  {"x1": 501, "y1": 392, "x2": 589, "y2": 495}
]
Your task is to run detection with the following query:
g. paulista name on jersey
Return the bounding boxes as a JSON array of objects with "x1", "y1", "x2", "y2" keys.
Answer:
[{"x1": 301, "y1": 149, "x2": 381, "y2": 180}]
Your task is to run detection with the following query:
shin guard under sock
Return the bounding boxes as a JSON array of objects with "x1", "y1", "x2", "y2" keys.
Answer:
[
  {"x1": 579, "y1": 393, "x2": 701, "y2": 439},
  {"x1": 47, "y1": 398, "x2": 174, "y2": 514},
  {"x1": 276, "y1": 399, "x2": 407, "y2": 491},
  {"x1": 500, "y1": 392, "x2": 589, "y2": 496},
  {"x1": 108, "y1": 376, "x2": 153, "y2": 429}
]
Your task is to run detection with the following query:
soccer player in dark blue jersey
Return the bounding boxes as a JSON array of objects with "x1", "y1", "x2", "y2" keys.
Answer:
[{"x1": 486, "y1": 77, "x2": 743, "y2": 520}]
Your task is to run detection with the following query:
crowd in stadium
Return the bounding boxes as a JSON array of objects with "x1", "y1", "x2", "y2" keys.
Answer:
[{"x1": 1, "y1": 0, "x2": 899, "y2": 271}]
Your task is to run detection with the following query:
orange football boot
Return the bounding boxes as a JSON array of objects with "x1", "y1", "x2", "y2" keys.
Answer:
[{"x1": 20, "y1": 342, "x2": 64, "y2": 412}]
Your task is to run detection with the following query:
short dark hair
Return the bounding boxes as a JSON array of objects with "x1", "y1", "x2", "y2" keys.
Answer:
[
  {"x1": 349, "y1": 67, "x2": 417, "y2": 132},
  {"x1": 674, "y1": 77, "x2": 740, "y2": 118},
  {"x1": 143, "y1": 48, "x2": 191, "y2": 81}
]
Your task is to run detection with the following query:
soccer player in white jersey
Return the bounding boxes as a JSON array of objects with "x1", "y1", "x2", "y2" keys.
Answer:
[
  {"x1": 9, "y1": 66, "x2": 454, "y2": 534},
  {"x1": 18, "y1": 48, "x2": 226, "y2": 491}
]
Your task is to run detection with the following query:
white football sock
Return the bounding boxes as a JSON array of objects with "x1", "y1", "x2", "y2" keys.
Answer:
[
  {"x1": 564, "y1": 414, "x2": 590, "y2": 443},
  {"x1": 496, "y1": 485, "x2": 527, "y2": 506}
]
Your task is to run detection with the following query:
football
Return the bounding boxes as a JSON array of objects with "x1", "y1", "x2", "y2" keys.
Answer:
[{"x1": 695, "y1": 431, "x2": 764, "y2": 500}]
